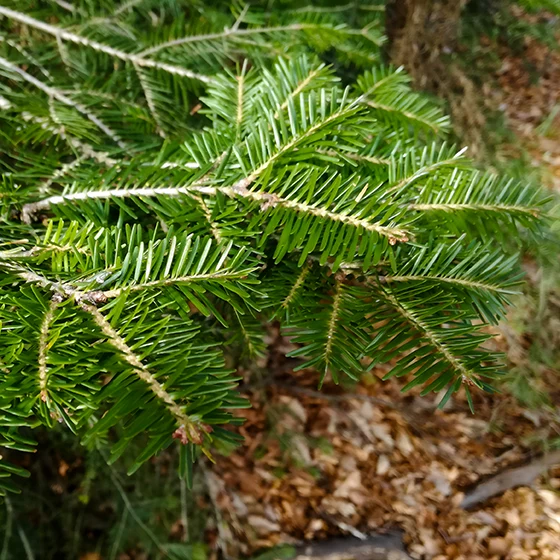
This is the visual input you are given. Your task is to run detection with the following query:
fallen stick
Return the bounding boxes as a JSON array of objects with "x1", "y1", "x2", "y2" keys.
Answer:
[
  {"x1": 461, "y1": 449, "x2": 560, "y2": 509},
  {"x1": 293, "y1": 533, "x2": 413, "y2": 560}
]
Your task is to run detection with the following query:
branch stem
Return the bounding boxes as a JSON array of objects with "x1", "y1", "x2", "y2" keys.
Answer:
[{"x1": 0, "y1": 6, "x2": 212, "y2": 83}]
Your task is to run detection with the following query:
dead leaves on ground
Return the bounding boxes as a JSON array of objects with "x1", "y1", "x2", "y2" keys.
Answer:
[{"x1": 208, "y1": 368, "x2": 560, "y2": 559}]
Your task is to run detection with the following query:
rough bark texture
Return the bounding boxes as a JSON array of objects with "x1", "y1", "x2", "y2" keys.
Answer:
[
  {"x1": 385, "y1": 0, "x2": 486, "y2": 156},
  {"x1": 386, "y1": 0, "x2": 467, "y2": 89}
]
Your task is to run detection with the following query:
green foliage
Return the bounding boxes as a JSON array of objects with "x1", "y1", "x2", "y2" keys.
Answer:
[{"x1": 0, "y1": 0, "x2": 550, "y2": 497}]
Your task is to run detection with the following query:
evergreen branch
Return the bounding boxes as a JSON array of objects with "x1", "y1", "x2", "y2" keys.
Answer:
[
  {"x1": 139, "y1": 24, "x2": 306, "y2": 56},
  {"x1": 0, "y1": 6, "x2": 213, "y2": 83},
  {"x1": 139, "y1": 22, "x2": 382, "y2": 57},
  {"x1": 78, "y1": 0, "x2": 146, "y2": 29},
  {"x1": 37, "y1": 155, "x2": 88, "y2": 195},
  {"x1": 20, "y1": 181, "x2": 410, "y2": 242},
  {"x1": 234, "y1": 184, "x2": 410, "y2": 242},
  {"x1": 367, "y1": 99, "x2": 443, "y2": 133},
  {"x1": 0, "y1": 261, "x2": 77, "y2": 299},
  {"x1": 0, "y1": 35, "x2": 52, "y2": 79},
  {"x1": 374, "y1": 286, "x2": 478, "y2": 383},
  {"x1": 80, "y1": 302, "x2": 201, "y2": 436},
  {"x1": 133, "y1": 62, "x2": 166, "y2": 138},
  {"x1": 19, "y1": 112, "x2": 118, "y2": 166},
  {"x1": 0, "y1": 0, "x2": 549, "y2": 486},
  {"x1": 385, "y1": 147, "x2": 468, "y2": 196},
  {"x1": 319, "y1": 149, "x2": 390, "y2": 166},
  {"x1": 191, "y1": 194, "x2": 223, "y2": 243},
  {"x1": 357, "y1": 66, "x2": 407, "y2": 99},
  {"x1": 324, "y1": 279, "x2": 342, "y2": 370},
  {"x1": 381, "y1": 274, "x2": 512, "y2": 294},
  {"x1": 38, "y1": 299, "x2": 57, "y2": 403},
  {"x1": 273, "y1": 66, "x2": 324, "y2": 119},
  {"x1": 0, "y1": 55, "x2": 126, "y2": 147},
  {"x1": 281, "y1": 264, "x2": 310, "y2": 310},
  {"x1": 409, "y1": 203, "x2": 541, "y2": 216},
  {"x1": 102, "y1": 269, "x2": 254, "y2": 298}
]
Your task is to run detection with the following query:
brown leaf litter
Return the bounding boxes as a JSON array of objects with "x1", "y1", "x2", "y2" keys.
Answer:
[{"x1": 207, "y1": 365, "x2": 560, "y2": 559}]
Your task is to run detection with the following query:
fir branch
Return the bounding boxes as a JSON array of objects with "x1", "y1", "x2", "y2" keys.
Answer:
[
  {"x1": 281, "y1": 264, "x2": 310, "y2": 310},
  {"x1": 133, "y1": 62, "x2": 166, "y2": 138},
  {"x1": 21, "y1": 181, "x2": 406, "y2": 242},
  {"x1": 0, "y1": 6, "x2": 213, "y2": 83},
  {"x1": 0, "y1": 35, "x2": 52, "y2": 79},
  {"x1": 101, "y1": 268, "x2": 254, "y2": 298},
  {"x1": 381, "y1": 274, "x2": 513, "y2": 294},
  {"x1": 318, "y1": 149, "x2": 390, "y2": 166},
  {"x1": 38, "y1": 299, "x2": 58, "y2": 403},
  {"x1": 19, "y1": 112, "x2": 117, "y2": 166},
  {"x1": 273, "y1": 66, "x2": 324, "y2": 119},
  {"x1": 138, "y1": 22, "x2": 376, "y2": 57},
  {"x1": 409, "y1": 203, "x2": 541, "y2": 216},
  {"x1": 37, "y1": 155, "x2": 88, "y2": 195},
  {"x1": 0, "y1": 0, "x2": 549, "y2": 490},
  {"x1": 324, "y1": 279, "x2": 343, "y2": 372},
  {"x1": 234, "y1": 184, "x2": 410, "y2": 242},
  {"x1": 375, "y1": 286, "x2": 478, "y2": 384},
  {"x1": 191, "y1": 194, "x2": 223, "y2": 243},
  {"x1": 81, "y1": 303, "x2": 202, "y2": 439},
  {"x1": 0, "y1": 55, "x2": 126, "y2": 147},
  {"x1": 367, "y1": 99, "x2": 443, "y2": 133},
  {"x1": 385, "y1": 147, "x2": 469, "y2": 196}
]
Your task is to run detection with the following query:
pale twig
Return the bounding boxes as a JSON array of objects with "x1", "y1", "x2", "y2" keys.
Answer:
[
  {"x1": 133, "y1": 62, "x2": 166, "y2": 137},
  {"x1": 0, "y1": 56, "x2": 126, "y2": 147},
  {"x1": 281, "y1": 264, "x2": 310, "y2": 310},
  {"x1": 324, "y1": 279, "x2": 342, "y2": 370},
  {"x1": 81, "y1": 303, "x2": 200, "y2": 436},
  {"x1": 38, "y1": 299, "x2": 58, "y2": 403},
  {"x1": 461, "y1": 450, "x2": 560, "y2": 509},
  {"x1": 0, "y1": 7, "x2": 212, "y2": 83},
  {"x1": 49, "y1": 0, "x2": 76, "y2": 12}
]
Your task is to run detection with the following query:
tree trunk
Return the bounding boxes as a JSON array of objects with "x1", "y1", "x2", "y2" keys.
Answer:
[
  {"x1": 386, "y1": 0, "x2": 468, "y2": 90},
  {"x1": 385, "y1": 0, "x2": 487, "y2": 157}
]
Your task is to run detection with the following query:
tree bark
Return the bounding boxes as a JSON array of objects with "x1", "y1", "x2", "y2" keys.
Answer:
[
  {"x1": 385, "y1": 0, "x2": 486, "y2": 157},
  {"x1": 386, "y1": 0, "x2": 468, "y2": 90}
]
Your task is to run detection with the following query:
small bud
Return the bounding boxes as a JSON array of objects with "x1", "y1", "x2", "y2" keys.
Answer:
[
  {"x1": 84, "y1": 291, "x2": 108, "y2": 306},
  {"x1": 51, "y1": 292, "x2": 65, "y2": 303}
]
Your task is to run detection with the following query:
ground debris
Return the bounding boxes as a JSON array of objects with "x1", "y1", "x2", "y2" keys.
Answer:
[{"x1": 209, "y1": 366, "x2": 560, "y2": 559}]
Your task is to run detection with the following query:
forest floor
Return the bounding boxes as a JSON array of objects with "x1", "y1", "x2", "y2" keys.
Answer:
[{"x1": 205, "y1": 15, "x2": 560, "y2": 560}]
